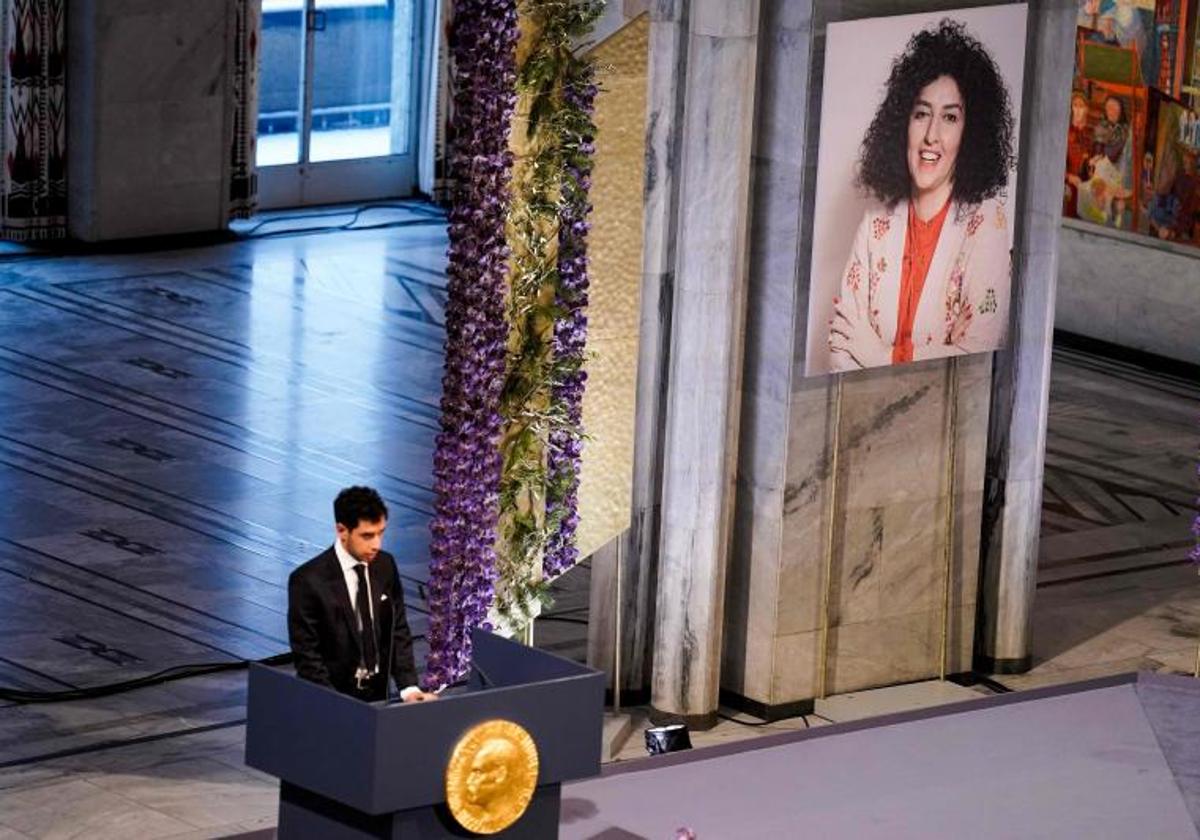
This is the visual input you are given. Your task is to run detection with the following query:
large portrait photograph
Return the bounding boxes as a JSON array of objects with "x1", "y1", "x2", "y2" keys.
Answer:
[{"x1": 805, "y1": 5, "x2": 1029, "y2": 376}]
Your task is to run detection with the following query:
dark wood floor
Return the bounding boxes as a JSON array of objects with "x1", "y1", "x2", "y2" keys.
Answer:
[
  {"x1": 0, "y1": 208, "x2": 452, "y2": 695},
  {"x1": 1039, "y1": 345, "x2": 1199, "y2": 587}
]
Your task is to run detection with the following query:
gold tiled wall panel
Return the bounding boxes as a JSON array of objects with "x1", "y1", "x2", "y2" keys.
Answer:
[{"x1": 574, "y1": 14, "x2": 650, "y2": 560}]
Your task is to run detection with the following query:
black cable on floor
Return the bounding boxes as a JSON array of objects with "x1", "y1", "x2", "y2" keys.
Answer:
[
  {"x1": 946, "y1": 671, "x2": 1013, "y2": 694},
  {"x1": 0, "y1": 653, "x2": 292, "y2": 705},
  {"x1": 237, "y1": 202, "x2": 446, "y2": 239},
  {"x1": 717, "y1": 711, "x2": 810, "y2": 729}
]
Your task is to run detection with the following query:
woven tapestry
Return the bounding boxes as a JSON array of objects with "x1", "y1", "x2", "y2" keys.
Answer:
[
  {"x1": 228, "y1": 0, "x2": 260, "y2": 220},
  {"x1": 1, "y1": 0, "x2": 66, "y2": 241}
]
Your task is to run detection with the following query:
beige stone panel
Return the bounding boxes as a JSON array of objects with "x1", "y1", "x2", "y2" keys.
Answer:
[
  {"x1": 773, "y1": 492, "x2": 979, "y2": 681},
  {"x1": 771, "y1": 608, "x2": 976, "y2": 703},
  {"x1": 826, "y1": 503, "x2": 884, "y2": 627},
  {"x1": 873, "y1": 492, "x2": 983, "y2": 621},
  {"x1": 952, "y1": 352, "x2": 992, "y2": 494},
  {"x1": 775, "y1": 508, "x2": 825, "y2": 638},
  {"x1": 824, "y1": 357, "x2": 989, "y2": 511},
  {"x1": 774, "y1": 361, "x2": 986, "y2": 683},
  {"x1": 838, "y1": 364, "x2": 957, "y2": 511},
  {"x1": 574, "y1": 15, "x2": 650, "y2": 560},
  {"x1": 771, "y1": 629, "x2": 820, "y2": 704},
  {"x1": 775, "y1": 379, "x2": 839, "y2": 638},
  {"x1": 823, "y1": 607, "x2": 976, "y2": 696}
]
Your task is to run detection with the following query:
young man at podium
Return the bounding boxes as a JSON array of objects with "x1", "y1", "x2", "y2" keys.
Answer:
[{"x1": 287, "y1": 486, "x2": 439, "y2": 704}]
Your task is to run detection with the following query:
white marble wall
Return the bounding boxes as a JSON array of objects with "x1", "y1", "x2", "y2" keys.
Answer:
[
  {"x1": 68, "y1": 0, "x2": 237, "y2": 241},
  {"x1": 1056, "y1": 220, "x2": 1200, "y2": 365}
]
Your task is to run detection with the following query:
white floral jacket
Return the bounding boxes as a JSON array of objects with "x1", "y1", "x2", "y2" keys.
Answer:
[{"x1": 828, "y1": 196, "x2": 1012, "y2": 372}]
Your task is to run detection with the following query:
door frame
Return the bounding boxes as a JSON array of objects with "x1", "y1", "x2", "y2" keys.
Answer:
[{"x1": 257, "y1": 0, "x2": 434, "y2": 209}]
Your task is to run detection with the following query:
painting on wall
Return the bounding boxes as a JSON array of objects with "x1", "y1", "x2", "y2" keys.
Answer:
[
  {"x1": 1151, "y1": 0, "x2": 1191, "y2": 95},
  {"x1": 1064, "y1": 81, "x2": 1143, "y2": 229},
  {"x1": 804, "y1": 5, "x2": 1028, "y2": 376},
  {"x1": 1076, "y1": 0, "x2": 1160, "y2": 88},
  {"x1": 1192, "y1": 20, "x2": 1200, "y2": 93},
  {"x1": 1144, "y1": 88, "x2": 1200, "y2": 242},
  {"x1": 1064, "y1": 0, "x2": 1200, "y2": 250}
]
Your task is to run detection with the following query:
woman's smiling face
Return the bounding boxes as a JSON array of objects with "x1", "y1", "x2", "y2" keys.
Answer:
[{"x1": 907, "y1": 74, "x2": 965, "y2": 200}]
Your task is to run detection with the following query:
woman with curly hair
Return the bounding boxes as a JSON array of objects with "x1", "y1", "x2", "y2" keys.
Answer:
[{"x1": 827, "y1": 20, "x2": 1015, "y2": 371}]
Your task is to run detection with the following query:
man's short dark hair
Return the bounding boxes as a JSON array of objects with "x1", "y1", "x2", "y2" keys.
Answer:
[
  {"x1": 857, "y1": 19, "x2": 1015, "y2": 209},
  {"x1": 334, "y1": 486, "x2": 388, "y2": 530}
]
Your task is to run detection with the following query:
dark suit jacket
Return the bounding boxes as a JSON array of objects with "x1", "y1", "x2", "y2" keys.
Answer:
[{"x1": 287, "y1": 547, "x2": 418, "y2": 700}]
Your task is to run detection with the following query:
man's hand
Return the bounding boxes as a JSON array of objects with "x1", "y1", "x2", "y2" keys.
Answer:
[{"x1": 400, "y1": 689, "x2": 440, "y2": 703}]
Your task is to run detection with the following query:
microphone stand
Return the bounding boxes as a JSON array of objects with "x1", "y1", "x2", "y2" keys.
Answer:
[
  {"x1": 381, "y1": 583, "x2": 397, "y2": 702},
  {"x1": 471, "y1": 659, "x2": 495, "y2": 689}
]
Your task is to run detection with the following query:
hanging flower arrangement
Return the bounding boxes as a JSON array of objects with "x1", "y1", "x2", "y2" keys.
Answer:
[
  {"x1": 490, "y1": 0, "x2": 603, "y2": 632},
  {"x1": 423, "y1": 0, "x2": 521, "y2": 690},
  {"x1": 543, "y1": 60, "x2": 599, "y2": 579},
  {"x1": 425, "y1": 0, "x2": 601, "y2": 685}
]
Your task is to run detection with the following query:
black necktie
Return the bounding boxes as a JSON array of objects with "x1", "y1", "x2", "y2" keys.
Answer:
[{"x1": 353, "y1": 564, "x2": 378, "y2": 672}]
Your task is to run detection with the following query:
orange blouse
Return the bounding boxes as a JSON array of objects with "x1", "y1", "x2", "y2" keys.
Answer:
[{"x1": 892, "y1": 199, "x2": 951, "y2": 364}]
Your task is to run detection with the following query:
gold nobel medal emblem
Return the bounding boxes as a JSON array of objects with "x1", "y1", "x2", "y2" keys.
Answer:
[{"x1": 445, "y1": 719, "x2": 539, "y2": 834}]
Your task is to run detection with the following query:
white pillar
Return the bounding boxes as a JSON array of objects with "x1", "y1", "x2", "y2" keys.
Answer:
[
  {"x1": 650, "y1": 0, "x2": 761, "y2": 728},
  {"x1": 978, "y1": 0, "x2": 1078, "y2": 672}
]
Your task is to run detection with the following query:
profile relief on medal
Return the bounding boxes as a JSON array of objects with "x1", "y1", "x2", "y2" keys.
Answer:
[
  {"x1": 468, "y1": 739, "x2": 528, "y2": 809},
  {"x1": 446, "y1": 720, "x2": 540, "y2": 834}
]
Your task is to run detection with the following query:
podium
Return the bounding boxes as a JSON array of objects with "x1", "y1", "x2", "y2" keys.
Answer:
[{"x1": 245, "y1": 630, "x2": 605, "y2": 838}]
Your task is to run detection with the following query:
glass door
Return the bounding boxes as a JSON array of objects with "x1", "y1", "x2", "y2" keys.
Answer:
[{"x1": 257, "y1": 0, "x2": 427, "y2": 208}]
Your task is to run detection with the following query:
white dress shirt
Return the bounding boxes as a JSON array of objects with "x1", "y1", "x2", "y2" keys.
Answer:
[
  {"x1": 334, "y1": 539, "x2": 374, "y2": 628},
  {"x1": 333, "y1": 540, "x2": 419, "y2": 700}
]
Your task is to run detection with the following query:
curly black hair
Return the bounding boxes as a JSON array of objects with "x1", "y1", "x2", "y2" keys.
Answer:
[
  {"x1": 856, "y1": 19, "x2": 1015, "y2": 208},
  {"x1": 334, "y1": 485, "x2": 389, "y2": 530}
]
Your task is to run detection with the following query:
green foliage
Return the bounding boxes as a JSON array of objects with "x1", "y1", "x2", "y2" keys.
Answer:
[{"x1": 491, "y1": 0, "x2": 603, "y2": 635}]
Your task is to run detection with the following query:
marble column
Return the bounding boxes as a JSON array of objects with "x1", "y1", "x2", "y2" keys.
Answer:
[
  {"x1": 977, "y1": 0, "x2": 1078, "y2": 673},
  {"x1": 588, "y1": 0, "x2": 690, "y2": 697},
  {"x1": 68, "y1": 0, "x2": 238, "y2": 241},
  {"x1": 649, "y1": 0, "x2": 761, "y2": 728},
  {"x1": 721, "y1": 0, "x2": 814, "y2": 715}
]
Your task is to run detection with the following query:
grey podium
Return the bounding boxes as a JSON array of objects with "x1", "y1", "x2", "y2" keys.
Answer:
[{"x1": 245, "y1": 630, "x2": 605, "y2": 838}]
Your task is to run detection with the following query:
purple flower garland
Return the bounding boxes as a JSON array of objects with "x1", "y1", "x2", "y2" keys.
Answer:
[
  {"x1": 543, "y1": 64, "x2": 598, "y2": 579},
  {"x1": 423, "y1": 0, "x2": 520, "y2": 689}
]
